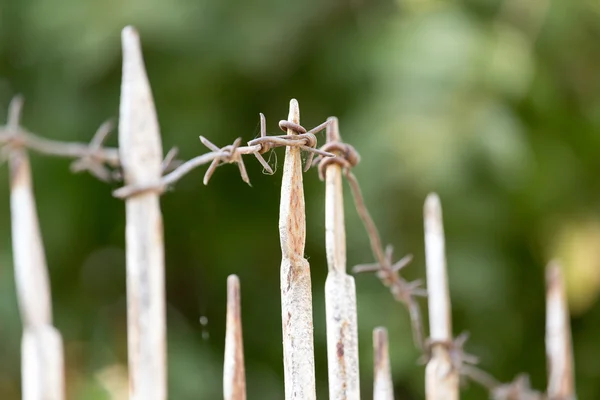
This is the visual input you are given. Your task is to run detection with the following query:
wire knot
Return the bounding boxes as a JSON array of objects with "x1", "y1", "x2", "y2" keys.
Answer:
[
  {"x1": 421, "y1": 332, "x2": 479, "y2": 373},
  {"x1": 278, "y1": 120, "x2": 307, "y2": 135},
  {"x1": 315, "y1": 141, "x2": 361, "y2": 180}
]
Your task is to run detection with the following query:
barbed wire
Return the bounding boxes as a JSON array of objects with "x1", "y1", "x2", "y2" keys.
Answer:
[
  {"x1": 114, "y1": 114, "x2": 334, "y2": 198},
  {"x1": 0, "y1": 97, "x2": 335, "y2": 199},
  {"x1": 0, "y1": 96, "x2": 121, "y2": 181}
]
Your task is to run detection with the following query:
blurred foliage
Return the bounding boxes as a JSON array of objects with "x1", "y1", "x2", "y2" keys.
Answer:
[{"x1": 1, "y1": 0, "x2": 600, "y2": 398}]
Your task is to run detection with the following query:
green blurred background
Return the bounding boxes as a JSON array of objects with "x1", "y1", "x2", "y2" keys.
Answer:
[{"x1": 1, "y1": 0, "x2": 600, "y2": 398}]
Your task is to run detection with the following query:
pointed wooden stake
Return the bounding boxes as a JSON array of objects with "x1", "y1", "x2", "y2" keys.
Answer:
[
  {"x1": 373, "y1": 327, "x2": 394, "y2": 400},
  {"x1": 546, "y1": 261, "x2": 575, "y2": 400},
  {"x1": 424, "y1": 193, "x2": 458, "y2": 400},
  {"x1": 279, "y1": 99, "x2": 316, "y2": 400},
  {"x1": 6, "y1": 96, "x2": 65, "y2": 400},
  {"x1": 323, "y1": 117, "x2": 360, "y2": 400},
  {"x1": 224, "y1": 275, "x2": 246, "y2": 400},
  {"x1": 119, "y1": 26, "x2": 166, "y2": 400}
]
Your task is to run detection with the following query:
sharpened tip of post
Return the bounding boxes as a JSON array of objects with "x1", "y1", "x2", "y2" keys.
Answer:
[
  {"x1": 227, "y1": 274, "x2": 240, "y2": 290},
  {"x1": 373, "y1": 326, "x2": 388, "y2": 338},
  {"x1": 546, "y1": 260, "x2": 562, "y2": 289},
  {"x1": 373, "y1": 326, "x2": 393, "y2": 400},
  {"x1": 122, "y1": 26, "x2": 140, "y2": 42},
  {"x1": 227, "y1": 275, "x2": 241, "y2": 318},
  {"x1": 373, "y1": 326, "x2": 387, "y2": 347},
  {"x1": 424, "y1": 192, "x2": 443, "y2": 231},
  {"x1": 121, "y1": 26, "x2": 143, "y2": 65},
  {"x1": 288, "y1": 99, "x2": 300, "y2": 124},
  {"x1": 373, "y1": 327, "x2": 389, "y2": 361},
  {"x1": 326, "y1": 117, "x2": 340, "y2": 143},
  {"x1": 425, "y1": 192, "x2": 441, "y2": 213}
]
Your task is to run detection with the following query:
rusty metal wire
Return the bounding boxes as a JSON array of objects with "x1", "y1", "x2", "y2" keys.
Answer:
[
  {"x1": 113, "y1": 114, "x2": 334, "y2": 198},
  {"x1": 0, "y1": 97, "x2": 333, "y2": 198},
  {"x1": 0, "y1": 96, "x2": 120, "y2": 182}
]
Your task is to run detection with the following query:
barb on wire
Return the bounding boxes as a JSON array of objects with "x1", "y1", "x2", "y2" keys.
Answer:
[
  {"x1": 373, "y1": 327, "x2": 394, "y2": 400},
  {"x1": 161, "y1": 147, "x2": 182, "y2": 173},
  {"x1": 421, "y1": 330, "x2": 495, "y2": 392},
  {"x1": 314, "y1": 134, "x2": 427, "y2": 350},
  {"x1": 200, "y1": 137, "x2": 251, "y2": 185},
  {"x1": 421, "y1": 332, "x2": 479, "y2": 369},
  {"x1": 69, "y1": 120, "x2": 117, "y2": 182}
]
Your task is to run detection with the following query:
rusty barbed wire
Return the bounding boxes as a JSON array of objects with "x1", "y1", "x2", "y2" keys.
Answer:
[
  {"x1": 0, "y1": 96, "x2": 121, "y2": 181},
  {"x1": 313, "y1": 135, "x2": 545, "y2": 399},
  {"x1": 0, "y1": 97, "x2": 334, "y2": 198},
  {"x1": 113, "y1": 114, "x2": 334, "y2": 198}
]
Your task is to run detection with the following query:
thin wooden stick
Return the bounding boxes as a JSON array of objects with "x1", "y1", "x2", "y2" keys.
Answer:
[
  {"x1": 424, "y1": 193, "x2": 458, "y2": 400},
  {"x1": 279, "y1": 99, "x2": 316, "y2": 400},
  {"x1": 323, "y1": 117, "x2": 360, "y2": 400},
  {"x1": 373, "y1": 327, "x2": 393, "y2": 400},
  {"x1": 546, "y1": 261, "x2": 575, "y2": 400},
  {"x1": 6, "y1": 96, "x2": 65, "y2": 400},
  {"x1": 119, "y1": 26, "x2": 166, "y2": 400},
  {"x1": 224, "y1": 275, "x2": 246, "y2": 400}
]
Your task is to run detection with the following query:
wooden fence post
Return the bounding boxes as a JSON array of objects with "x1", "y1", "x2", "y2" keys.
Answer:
[
  {"x1": 424, "y1": 193, "x2": 458, "y2": 400},
  {"x1": 279, "y1": 99, "x2": 316, "y2": 400},
  {"x1": 6, "y1": 96, "x2": 65, "y2": 400},
  {"x1": 119, "y1": 26, "x2": 167, "y2": 400},
  {"x1": 546, "y1": 261, "x2": 575, "y2": 400}
]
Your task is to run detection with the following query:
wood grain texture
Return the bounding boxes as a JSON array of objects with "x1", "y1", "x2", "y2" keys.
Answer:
[{"x1": 279, "y1": 99, "x2": 316, "y2": 400}]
